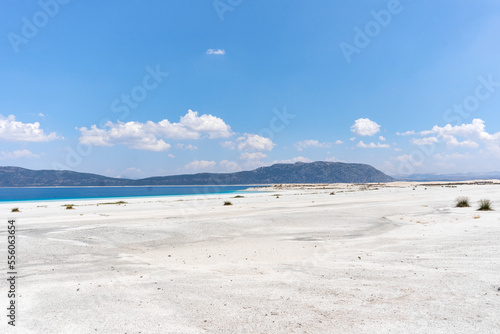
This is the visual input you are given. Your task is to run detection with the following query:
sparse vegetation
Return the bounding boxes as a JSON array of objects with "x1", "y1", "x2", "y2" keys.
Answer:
[
  {"x1": 232, "y1": 195, "x2": 245, "y2": 198},
  {"x1": 97, "y1": 201, "x2": 128, "y2": 205},
  {"x1": 223, "y1": 201, "x2": 233, "y2": 206},
  {"x1": 478, "y1": 199, "x2": 493, "y2": 211},
  {"x1": 11, "y1": 207, "x2": 20, "y2": 213},
  {"x1": 63, "y1": 204, "x2": 75, "y2": 210},
  {"x1": 455, "y1": 197, "x2": 471, "y2": 208},
  {"x1": 330, "y1": 192, "x2": 335, "y2": 195}
]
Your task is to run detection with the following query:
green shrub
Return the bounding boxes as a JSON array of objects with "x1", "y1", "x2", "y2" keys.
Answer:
[
  {"x1": 223, "y1": 201, "x2": 233, "y2": 206},
  {"x1": 11, "y1": 208, "x2": 20, "y2": 213},
  {"x1": 478, "y1": 199, "x2": 493, "y2": 211},
  {"x1": 455, "y1": 197, "x2": 470, "y2": 208}
]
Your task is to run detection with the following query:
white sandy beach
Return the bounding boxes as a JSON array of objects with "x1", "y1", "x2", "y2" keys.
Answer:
[{"x1": 1, "y1": 182, "x2": 500, "y2": 333}]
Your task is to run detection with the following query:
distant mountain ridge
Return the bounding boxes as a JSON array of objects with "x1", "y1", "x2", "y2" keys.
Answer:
[
  {"x1": 395, "y1": 171, "x2": 500, "y2": 182},
  {"x1": 0, "y1": 161, "x2": 394, "y2": 187}
]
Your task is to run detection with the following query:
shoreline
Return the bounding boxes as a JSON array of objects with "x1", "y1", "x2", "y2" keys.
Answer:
[{"x1": 1, "y1": 182, "x2": 499, "y2": 333}]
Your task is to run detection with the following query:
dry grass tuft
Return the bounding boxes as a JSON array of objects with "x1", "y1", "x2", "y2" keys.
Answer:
[
  {"x1": 477, "y1": 199, "x2": 493, "y2": 211},
  {"x1": 455, "y1": 197, "x2": 470, "y2": 207}
]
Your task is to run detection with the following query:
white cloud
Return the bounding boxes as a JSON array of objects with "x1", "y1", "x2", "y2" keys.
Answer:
[
  {"x1": 379, "y1": 136, "x2": 386, "y2": 141},
  {"x1": 178, "y1": 110, "x2": 232, "y2": 139},
  {"x1": 223, "y1": 134, "x2": 275, "y2": 151},
  {"x1": 349, "y1": 137, "x2": 356, "y2": 141},
  {"x1": 184, "y1": 160, "x2": 216, "y2": 171},
  {"x1": 0, "y1": 115, "x2": 60, "y2": 142},
  {"x1": 239, "y1": 152, "x2": 267, "y2": 161},
  {"x1": 273, "y1": 156, "x2": 312, "y2": 164},
  {"x1": 206, "y1": 49, "x2": 225, "y2": 55},
  {"x1": 357, "y1": 141, "x2": 390, "y2": 148},
  {"x1": 416, "y1": 119, "x2": 496, "y2": 150},
  {"x1": 220, "y1": 160, "x2": 242, "y2": 172},
  {"x1": 295, "y1": 139, "x2": 331, "y2": 151},
  {"x1": 38, "y1": 113, "x2": 45, "y2": 117},
  {"x1": 0, "y1": 149, "x2": 39, "y2": 160},
  {"x1": 79, "y1": 110, "x2": 232, "y2": 151},
  {"x1": 351, "y1": 118, "x2": 381, "y2": 136},
  {"x1": 335, "y1": 140, "x2": 343, "y2": 145},
  {"x1": 396, "y1": 154, "x2": 423, "y2": 167},
  {"x1": 396, "y1": 130, "x2": 416, "y2": 136},
  {"x1": 176, "y1": 143, "x2": 198, "y2": 150},
  {"x1": 434, "y1": 153, "x2": 471, "y2": 161},
  {"x1": 410, "y1": 137, "x2": 438, "y2": 145}
]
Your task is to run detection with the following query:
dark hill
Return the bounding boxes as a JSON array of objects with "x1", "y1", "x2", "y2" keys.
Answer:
[
  {"x1": 0, "y1": 161, "x2": 393, "y2": 187},
  {"x1": 0, "y1": 166, "x2": 130, "y2": 187},
  {"x1": 133, "y1": 161, "x2": 393, "y2": 185}
]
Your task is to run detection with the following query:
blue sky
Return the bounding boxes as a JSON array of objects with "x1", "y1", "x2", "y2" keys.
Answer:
[{"x1": 1, "y1": 0, "x2": 500, "y2": 178}]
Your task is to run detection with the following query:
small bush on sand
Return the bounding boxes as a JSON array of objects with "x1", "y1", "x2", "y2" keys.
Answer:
[
  {"x1": 330, "y1": 192, "x2": 335, "y2": 195},
  {"x1": 62, "y1": 204, "x2": 75, "y2": 210},
  {"x1": 455, "y1": 197, "x2": 470, "y2": 208},
  {"x1": 478, "y1": 199, "x2": 493, "y2": 211},
  {"x1": 11, "y1": 207, "x2": 20, "y2": 213},
  {"x1": 232, "y1": 195, "x2": 245, "y2": 198},
  {"x1": 98, "y1": 201, "x2": 128, "y2": 205},
  {"x1": 223, "y1": 201, "x2": 233, "y2": 206}
]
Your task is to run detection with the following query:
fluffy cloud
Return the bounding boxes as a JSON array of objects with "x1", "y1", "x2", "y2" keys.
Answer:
[
  {"x1": 79, "y1": 110, "x2": 232, "y2": 151},
  {"x1": 223, "y1": 134, "x2": 275, "y2": 152},
  {"x1": 220, "y1": 160, "x2": 242, "y2": 172},
  {"x1": 379, "y1": 136, "x2": 386, "y2": 141},
  {"x1": 184, "y1": 160, "x2": 216, "y2": 171},
  {"x1": 414, "y1": 119, "x2": 497, "y2": 150},
  {"x1": 396, "y1": 154, "x2": 423, "y2": 167},
  {"x1": 178, "y1": 110, "x2": 232, "y2": 139},
  {"x1": 357, "y1": 141, "x2": 390, "y2": 148},
  {"x1": 351, "y1": 118, "x2": 381, "y2": 136},
  {"x1": 410, "y1": 137, "x2": 439, "y2": 146},
  {"x1": 434, "y1": 153, "x2": 471, "y2": 161},
  {"x1": 335, "y1": 140, "x2": 344, "y2": 145},
  {"x1": 176, "y1": 143, "x2": 198, "y2": 150},
  {"x1": 273, "y1": 156, "x2": 312, "y2": 164},
  {"x1": 0, "y1": 115, "x2": 60, "y2": 142},
  {"x1": 295, "y1": 140, "x2": 331, "y2": 151},
  {"x1": 396, "y1": 130, "x2": 416, "y2": 136},
  {"x1": 206, "y1": 49, "x2": 225, "y2": 55},
  {"x1": 0, "y1": 149, "x2": 39, "y2": 160},
  {"x1": 239, "y1": 152, "x2": 267, "y2": 161}
]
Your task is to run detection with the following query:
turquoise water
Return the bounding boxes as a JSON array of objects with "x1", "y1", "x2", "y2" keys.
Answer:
[{"x1": 0, "y1": 185, "x2": 257, "y2": 202}]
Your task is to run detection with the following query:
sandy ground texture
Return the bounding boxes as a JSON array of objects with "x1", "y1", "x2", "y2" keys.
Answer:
[{"x1": 1, "y1": 182, "x2": 500, "y2": 333}]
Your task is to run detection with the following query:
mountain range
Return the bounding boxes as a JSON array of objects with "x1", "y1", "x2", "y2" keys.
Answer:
[
  {"x1": 0, "y1": 161, "x2": 394, "y2": 187},
  {"x1": 395, "y1": 172, "x2": 500, "y2": 182}
]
